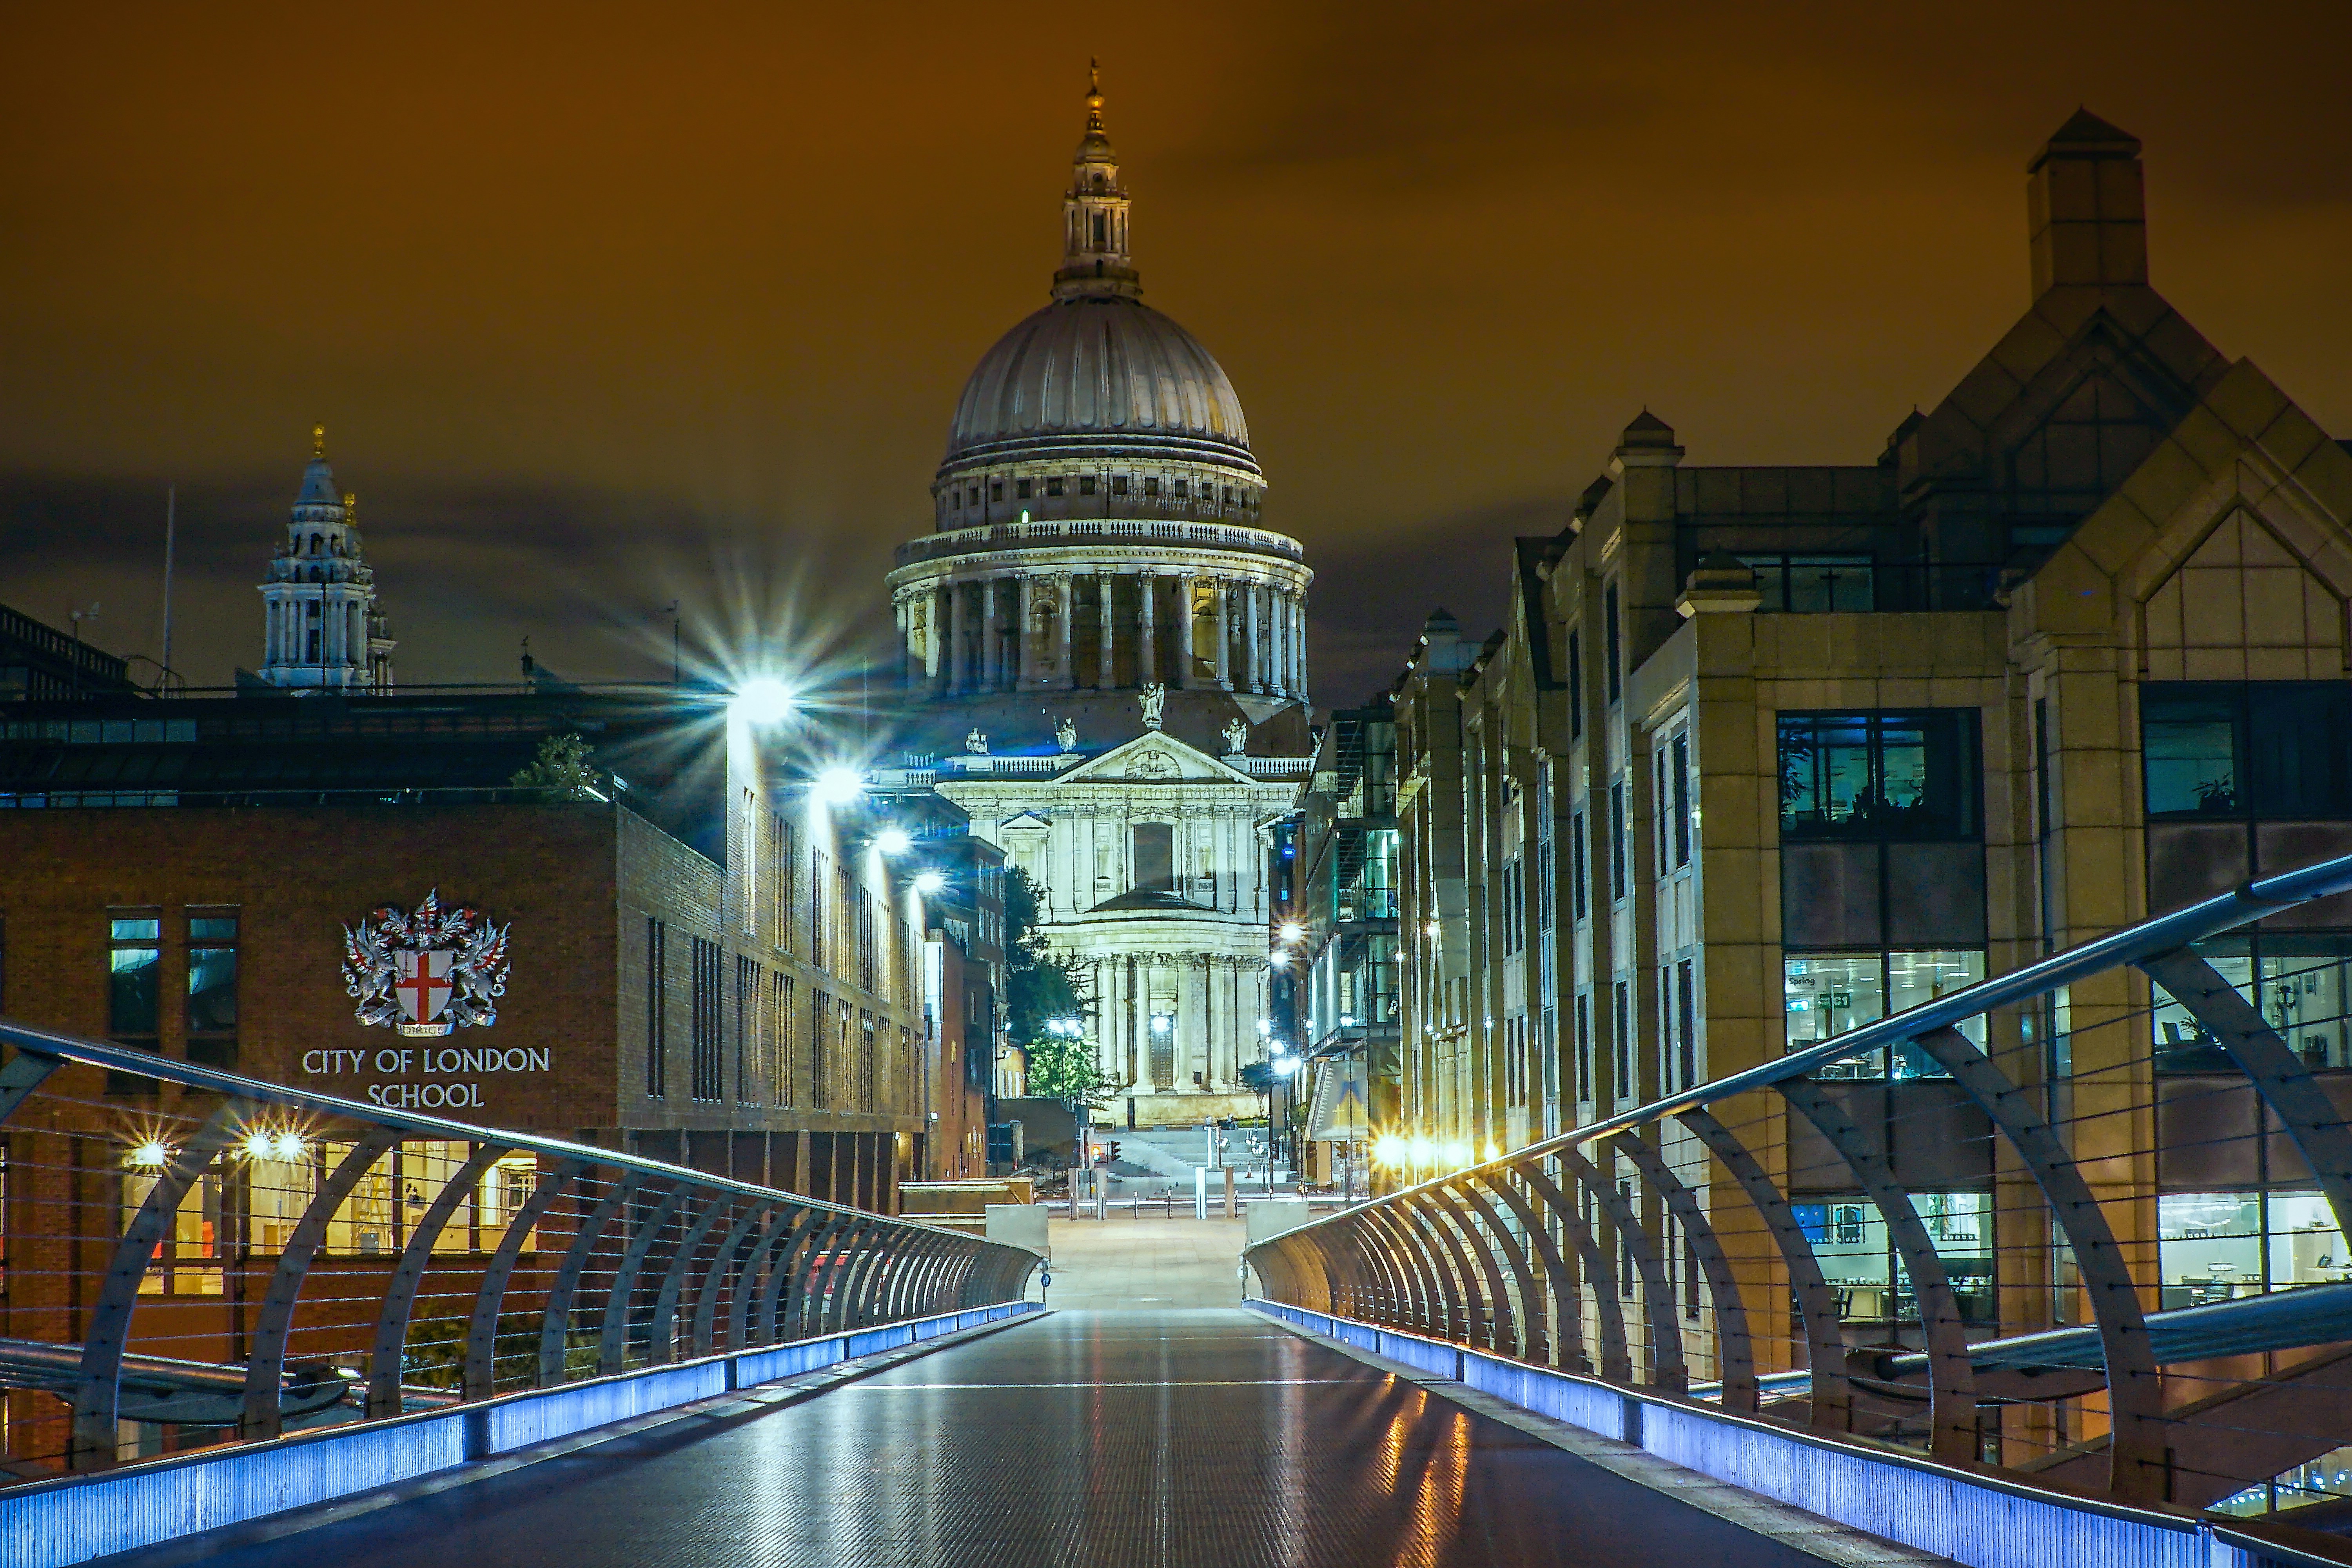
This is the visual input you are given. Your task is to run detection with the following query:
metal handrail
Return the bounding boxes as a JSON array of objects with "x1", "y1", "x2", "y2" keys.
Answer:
[
  {"x1": 1280, "y1": 848, "x2": 2352, "y2": 1235},
  {"x1": 1245, "y1": 846, "x2": 2352, "y2": 1527}
]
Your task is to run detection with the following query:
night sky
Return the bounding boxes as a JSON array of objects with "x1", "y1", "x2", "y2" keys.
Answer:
[{"x1": 4, "y1": 2, "x2": 2349, "y2": 709}]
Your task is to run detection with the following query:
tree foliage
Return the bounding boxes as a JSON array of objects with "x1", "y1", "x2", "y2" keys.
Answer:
[
  {"x1": 1002, "y1": 867, "x2": 1118, "y2": 1108},
  {"x1": 509, "y1": 733, "x2": 604, "y2": 802}
]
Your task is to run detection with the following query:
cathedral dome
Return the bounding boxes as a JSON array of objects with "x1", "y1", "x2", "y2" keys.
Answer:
[{"x1": 943, "y1": 294, "x2": 1255, "y2": 472}]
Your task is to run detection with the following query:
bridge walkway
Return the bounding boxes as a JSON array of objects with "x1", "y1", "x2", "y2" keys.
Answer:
[{"x1": 138, "y1": 1309, "x2": 1883, "y2": 1568}]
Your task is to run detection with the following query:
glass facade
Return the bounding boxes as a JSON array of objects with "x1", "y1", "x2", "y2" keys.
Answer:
[
  {"x1": 1778, "y1": 711, "x2": 1979, "y2": 840},
  {"x1": 2157, "y1": 1190, "x2": 2347, "y2": 1309},
  {"x1": 1784, "y1": 950, "x2": 1985, "y2": 1077},
  {"x1": 1792, "y1": 1191, "x2": 1994, "y2": 1323},
  {"x1": 1742, "y1": 554, "x2": 1874, "y2": 613},
  {"x1": 2152, "y1": 937, "x2": 2352, "y2": 1071},
  {"x1": 2143, "y1": 682, "x2": 2352, "y2": 818}
]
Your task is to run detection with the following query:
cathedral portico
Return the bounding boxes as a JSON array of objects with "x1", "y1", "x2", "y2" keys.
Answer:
[{"x1": 878, "y1": 69, "x2": 1314, "y2": 1126}]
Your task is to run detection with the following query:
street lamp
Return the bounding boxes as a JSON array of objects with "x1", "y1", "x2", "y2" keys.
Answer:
[
  {"x1": 812, "y1": 766, "x2": 863, "y2": 806},
  {"x1": 728, "y1": 677, "x2": 796, "y2": 726},
  {"x1": 875, "y1": 826, "x2": 913, "y2": 855},
  {"x1": 913, "y1": 869, "x2": 946, "y2": 895}
]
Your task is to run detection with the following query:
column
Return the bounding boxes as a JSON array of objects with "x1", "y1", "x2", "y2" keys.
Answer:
[
  {"x1": 929, "y1": 589, "x2": 949, "y2": 693},
  {"x1": 1207, "y1": 957, "x2": 1232, "y2": 1091},
  {"x1": 948, "y1": 583, "x2": 967, "y2": 693},
  {"x1": 1174, "y1": 577, "x2": 1196, "y2": 688},
  {"x1": 1289, "y1": 595, "x2": 1307, "y2": 695},
  {"x1": 1210, "y1": 581, "x2": 1231, "y2": 689},
  {"x1": 1181, "y1": 955, "x2": 1209, "y2": 1093},
  {"x1": 1275, "y1": 589, "x2": 1292, "y2": 696},
  {"x1": 1097, "y1": 577, "x2": 1115, "y2": 689},
  {"x1": 1245, "y1": 583, "x2": 1263, "y2": 692},
  {"x1": 1054, "y1": 573, "x2": 1074, "y2": 688},
  {"x1": 1138, "y1": 573, "x2": 1158, "y2": 686},
  {"x1": 979, "y1": 580, "x2": 1000, "y2": 691},
  {"x1": 1015, "y1": 575, "x2": 1035, "y2": 688}
]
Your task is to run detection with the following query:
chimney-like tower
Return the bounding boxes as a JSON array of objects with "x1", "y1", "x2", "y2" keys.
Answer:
[{"x1": 2027, "y1": 109, "x2": 2147, "y2": 297}]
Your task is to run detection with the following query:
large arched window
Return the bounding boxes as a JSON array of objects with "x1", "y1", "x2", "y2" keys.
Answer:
[{"x1": 1130, "y1": 822, "x2": 1174, "y2": 893}]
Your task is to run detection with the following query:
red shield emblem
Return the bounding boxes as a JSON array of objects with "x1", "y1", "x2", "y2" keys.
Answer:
[{"x1": 394, "y1": 949, "x2": 456, "y2": 1025}]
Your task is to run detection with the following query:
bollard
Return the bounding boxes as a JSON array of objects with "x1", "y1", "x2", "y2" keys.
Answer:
[
  {"x1": 1223, "y1": 1163, "x2": 1237, "y2": 1220},
  {"x1": 1193, "y1": 1165, "x2": 1207, "y2": 1220}
]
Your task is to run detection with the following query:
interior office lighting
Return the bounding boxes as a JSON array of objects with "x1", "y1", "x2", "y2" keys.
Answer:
[
  {"x1": 812, "y1": 766, "x2": 864, "y2": 805},
  {"x1": 729, "y1": 677, "x2": 796, "y2": 726},
  {"x1": 1407, "y1": 1135, "x2": 1434, "y2": 1165},
  {"x1": 913, "y1": 869, "x2": 947, "y2": 895},
  {"x1": 1445, "y1": 1141, "x2": 1472, "y2": 1167},
  {"x1": 271, "y1": 1130, "x2": 307, "y2": 1161},
  {"x1": 127, "y1": 1140, "x2": 171, "y2": 1168},
  {"x1": 875, "y1": 826, "x2": 913, "y2": 855}
]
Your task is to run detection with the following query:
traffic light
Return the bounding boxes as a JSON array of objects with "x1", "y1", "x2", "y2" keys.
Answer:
[{"x1": 1107, "y1": 1140, "x2": 1122, "y2": 1165}]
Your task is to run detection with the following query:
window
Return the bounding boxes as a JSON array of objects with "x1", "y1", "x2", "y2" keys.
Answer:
[
  {"x1": 645, "y1": 918, "x2": 668, "y2": 1097},
  {"x1": 1567, "y1": 632, "x2": 1583, "y2": 739},
  {"x1": 1045, "y1": 476, "x2": 1065, "y2": 497},
  {"x1": 1131, "y1": 822, "x2": 1174, "y2": 893},
  {"x1": 1016, "y1": 478, "x2": 1033, "y2": 499},
  {"x1": 2143, "y1": 683, "x2": 2352, "y2": 819},
  {"x1": 1174, "y1": 479, "x2": 1189, "y2": 498},
  {"x1": 1741, "y1": 555, "x2": 1874, "y2": 613},
  {"x1": 772, "y1": 971, "x2": 795, "y2": 1105},
  {"x1": 687, "y1": 940, "x2": 720, "y2": 1100},
  {"x1": 185, "y1": 911, "x2": 238, "y2": 1070},
  {"x1": 1784, "y1": 950, "x2": 1985, "y2": 1077},
  {"x1": 109, "y1": 914, "x2": 161, "y2": 1039},
  {"x1": 1778, "y1": 711, "x2": 1980, "y2": 840},
  {"x1": 1793, "y1": 1192, "x2": 1993, "y2": 1322},
  {"x1": 1570, "y1": 811, "x2": 1588, "y2": 922},
  {"x1": 1111, "y1": 475, "x2": 1129, "y2": 497},
  {"x1": 1080, "y1": 475, "x2": 1097, "y2": 496},
  {"x1": 1143, "y1": 477, "x2": 1159, "y2": 497},
  {"x1": 2152, "y1": 936, "x2": 2352, "y2": 1072},
  {"x1": 1671, "y1": 734, "x2": 1691, "y2": 867},
  {"x1": 1676, "y1": 960, "x2": 1697, "y2": 1089},
  {"x1": 1612, "y1": 980, "x2": 1632, "y2": 1097},
  {"x1": 1575, "y1": 992, "x2": 1593, "y2": 1102},
  {"x1": 1608, "y1": 782, "x2": 1626, "y2": 900},
  {"x1": 1604, "y1": 583, "x2": 1621, "y2": 703},
  {"x1": 990, "y1": 481, "x2": 1003, "y2": 503},
  {"x1": 735, "y1": 955, "x2": 759, "y2": 1103},
  {"x1": 2158, "y1": 1191, "x2": 2346, "y2": 1308}
]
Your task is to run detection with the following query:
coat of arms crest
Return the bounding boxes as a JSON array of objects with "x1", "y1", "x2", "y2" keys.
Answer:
[{"x1": 342, "y1": 889, "x2": 511, "y2": 1036}]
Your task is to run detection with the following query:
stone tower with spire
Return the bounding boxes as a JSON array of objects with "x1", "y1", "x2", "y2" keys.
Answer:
[{"x1": 257, "y1": 426, "x2": 396, "y2": 691}]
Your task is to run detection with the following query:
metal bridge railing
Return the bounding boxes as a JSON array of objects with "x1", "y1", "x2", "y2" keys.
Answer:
[
  {"x1": 1246, "y1": 850, "x2": 2352, "y2": 1538},
  {"x1": 0, "y1": 1020, "x2": 1042, "y2": 1478}
]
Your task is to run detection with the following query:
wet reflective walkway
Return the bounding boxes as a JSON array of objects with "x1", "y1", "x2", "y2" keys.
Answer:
[{"x1": 173, "y1": 1311, "x2": 1838, "y2": 1568}]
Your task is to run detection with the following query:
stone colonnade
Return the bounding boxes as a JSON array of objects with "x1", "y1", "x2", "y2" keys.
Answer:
[
  {"x1": 1082, "y1": 951, "x2": 1267, "y2": 1094},
  {"x1": 897, "y1": 569, "x2": 1308, "y2": 698}
]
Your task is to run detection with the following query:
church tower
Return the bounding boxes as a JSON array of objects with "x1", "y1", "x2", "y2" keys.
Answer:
[
  {"x1": 880, "y1": 70, "x2": 1313, "y2": 1127},
  {"x1": 257, "y1": 427, "x2": 396, "y2": 691}
]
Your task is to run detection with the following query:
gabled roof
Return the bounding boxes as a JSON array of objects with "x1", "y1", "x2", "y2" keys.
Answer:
[{"x1": 1055, "y1": 729, "x2": 1258, "y2": 785}]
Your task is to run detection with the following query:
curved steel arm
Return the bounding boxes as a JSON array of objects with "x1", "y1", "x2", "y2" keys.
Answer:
[
  {"x1": 1474, "y1": 1168, "x2": 1581, "y2": 1369},
  {"x1": 0, "y1": 1050, "x2": 61, "y2": 1126},
  {"x1": 1555, "y1": 1143, "x2": 1686, "y2": 1391},
  {"x1": 367, "y1": 1142, "x2": 510, "y2": 1418},
  {"x1": 1442, "y1": 1175, "x2": 1545, "y2": 1363},
  {"x1": 540, "y1": 1169, "x2": 641, "y2": 1386},
  {"x1": 1608, "y1": 1132, "x2": 1755, "y2": 1410},
  {"x1": 1513, "y1": 1160, "x2": 1629, "y2": 1380},
  {"x1": 243, "y1": 1129, "x2": 402, "y2": 1436},
  {"x1": 73, "y1": 1100, "x2": 253, "y2": 1465},
  {"x1": 1676, "y1": 1107, "x2": 1849, "y2": 1434},
  {"x1": 597, "y1": 1184, "x2": 689, "y2": 1374},
  {"x1": 1408, "y1": 1187, "x2": 1503, "y2": 1352},
  {"x1": 647, "y1": 1195, "x2": 732, "y2": 1366},
  {"x1": 1777, "y1": 1078, "x2": 1976, "y2": 1466},
  {"x1": 466, "y1": 1158, "x2": 583, "y2": 1398}
]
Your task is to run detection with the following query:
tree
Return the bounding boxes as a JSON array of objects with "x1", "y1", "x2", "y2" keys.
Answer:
[
  {"x1": 509, "y1": 733, "x2": 604, "y2": 802},
  {"x1": 1001, "y1": 868, "x2": 1118, "y2": 1109}
]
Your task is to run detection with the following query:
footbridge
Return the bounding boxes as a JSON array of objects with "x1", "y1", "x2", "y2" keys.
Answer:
[{"x1": 5, "y1": 857, "x2": 2352, "y2": 1565}]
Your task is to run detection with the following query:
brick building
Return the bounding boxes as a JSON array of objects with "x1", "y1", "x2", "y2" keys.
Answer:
[
  {"x1": 0, "y1": 684, "x2": 966, "y2": 1208},
  {"x1": 1386, "y1": 112, "x2": 2352, "y2": 1370}
]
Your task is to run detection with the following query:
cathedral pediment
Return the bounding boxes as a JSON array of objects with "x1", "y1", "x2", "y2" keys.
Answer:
[{"x1": 1060, "y1": 731, "x2": 1253, "y2": 785}]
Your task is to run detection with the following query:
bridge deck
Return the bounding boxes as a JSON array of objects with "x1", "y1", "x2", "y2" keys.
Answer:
[{"x1": 161, "y1": 1310, "x2": 1840, "y2": 1568}]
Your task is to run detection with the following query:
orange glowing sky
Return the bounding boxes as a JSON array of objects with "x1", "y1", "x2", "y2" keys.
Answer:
[{"x1": 3, "y1": 2, "x2": 2348, "y2": 704}]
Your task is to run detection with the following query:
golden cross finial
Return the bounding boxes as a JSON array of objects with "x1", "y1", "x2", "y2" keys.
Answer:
[
  {"x1": 311, "y1": 423, "x2": 326, "y2": 459},
  {"x1": 1085, "y1": 58, "x2": 1105, "y2": 129},
  {"x1": 343, "y1": 491, "x2": 357, "y2": 523}
]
